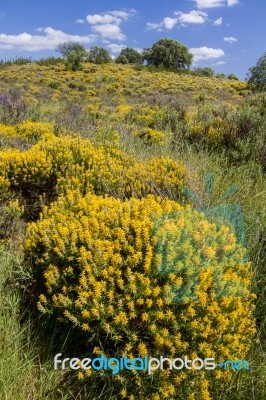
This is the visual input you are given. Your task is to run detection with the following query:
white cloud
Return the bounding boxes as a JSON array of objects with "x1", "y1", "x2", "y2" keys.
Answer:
[
  {"x1": 194, "y1": 0, "x2": 238, "y2": 7},
  {"x1": 86, "y1": 9, "x2": 135, "y2": 26},
  {"x1": 190, "y1": 46, "x2": 225, "y2": 61},
  {"x1": 86, "y1": 14, "x2": 121, "y2": 25},
  {"x1": 163, "y1": 17, "x2": 178, "y2": 30},
  {"x1": 107, "y1": 43, "x2": 126, "y2": 53},
  {"x1": 212, "y1": 60, "x2": 227, "y2": 65},
  {"x1": 0, "y1": 27, "x2": 96, "y2": 51},
  {"x1": 85, "y1": 10, "x2": 135, "y2": 42},
  {"x1": 92, "y1": 24, "x2": 126, "y2": 41},
  {"x1": 224, "y1": 36, "x2": 238, "y2": 43},
  {"x1": 108, "y1": 9, "x2": 136, "y2": 19},
  {"x1": 227, "y1": 0, "x2": 239, "y2": 6},
  {"x1": 146, "y1": 22, "x2": 163, "y2": 30},
  {"x1": 147, "y1": 10, "x2": 207, "y2": 31},
  {"x1": 75, "y1": 19, "x2": 85, "y2": 24},
  {"x1": 175, "y1": 10, "x2": 208, "y2": 24},
  {"x1": 193, "y1": 0, "x2": 225, "y2": 8},
  {"x1": 213, "y1": 17, "x2": 223, "y2": 26}
]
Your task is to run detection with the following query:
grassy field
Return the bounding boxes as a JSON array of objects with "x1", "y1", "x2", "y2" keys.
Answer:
[{"x1": 0, "y1": 61, "x2": 265, "y2": 399}]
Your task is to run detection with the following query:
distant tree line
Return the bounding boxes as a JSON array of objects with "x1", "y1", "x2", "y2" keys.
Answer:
[
  {"x1": 56, "y1": 38, "x2": 194, "y2": 71},
  {"x1": 1, "y1": 38, "x2": 265, "y2": 88},
  {"x1": 53, "y1": 38, "x2": 243, "y2": 80}
]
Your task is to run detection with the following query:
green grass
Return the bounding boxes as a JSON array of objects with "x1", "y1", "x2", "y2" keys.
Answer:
[{"x1": 0, "y1": 247, "x2": 72, "y2": 400}]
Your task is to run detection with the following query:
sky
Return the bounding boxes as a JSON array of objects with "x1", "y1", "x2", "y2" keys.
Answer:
[{"x1": 0, "y1": 0, "x2": 265, "y2": 79}]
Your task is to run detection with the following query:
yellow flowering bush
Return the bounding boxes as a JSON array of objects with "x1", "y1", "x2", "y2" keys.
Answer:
[
  {"x1": 0, "y1": 135, "x2": 186, "y2": 219},
  {"x1": 0, "y1": 121, "x2": 54, "y2": 147},
  {"x1": 133, "y1": 127, "x2": 166, "y2": 144},
  {"x1": 125, "y1": 157, "x2": 186, "y2": 199},
  {"x1": 0, "y1": 124, "x2": 17, "y2": 138},
  {"x1": 16, "y1": 121, "x2": 53, "y2": 143},
  {"x1": 25, "y1": 191, "x2": 255, "y2": 399}
]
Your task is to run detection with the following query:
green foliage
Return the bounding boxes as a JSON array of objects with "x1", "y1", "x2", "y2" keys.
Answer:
[
  {"x1": 116, "y1": 48, "x2": 143, "y2": 65},
  {"x1": 143, "y1": 38, "x2": 193, "y2": 70},
  {"x1": 87, "y1": 46, "x2": 112, "y2": 64},
  {"x1": 193, "y1": 67, "x2": 215, "y2": 77},
  {"x1": 228, "y1": 73, "x2": 239, "y2": 80},
  {"x1": 216, "y1": 73, "x2": 226, "y2": 79},
  {"x1": 247, "y1": 51, "x2": 266, "y2": 92},
  {"x1": 0, "y1": 57, "x2": 32, "y2": 67},
  {"x1": 47, "y1": 80, "x2": 61, "y2": 89},
  {"x1": 57, "y1": 42, "x2": 88, "y2": 71},
  {"x1": 35, "y1": 57, "x2": 63, "y2": 67}
]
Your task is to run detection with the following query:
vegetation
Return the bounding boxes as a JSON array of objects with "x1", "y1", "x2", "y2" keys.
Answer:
[
  {"x1": 227, "y1": 73, "x2": 239, "y2": 80},
  {"x1": 247, "y1": 51, "x2": 266, "y2": 92},
  {"x1": 143, "y1": 38, "x2": 193, "y2": 70},
  {"x1": 0, "y1": 53, "x2": 265, "y2": 400},
  {"x1": 116, "y1": 48, "x2": 143, "y2": 65},
  {"x1": 57, "y1": 42, "x2": 88, "y2": 71},
  {"x1": 87, "y1": 46, "x2": 112, "y2": 64},
  {"x1": 193, "y1": 67, "x2": 215, "y2": 77}
]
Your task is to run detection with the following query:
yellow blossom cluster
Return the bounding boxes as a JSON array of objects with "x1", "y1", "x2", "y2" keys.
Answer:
[
  {"x1": 0, "y1": 121, "x2": 53, "y2": 144},
  {"x1": 25, "y1": 191, "x2": 255, "y2": 399},
  {"x1": 0, "y1": 134, "x2": 186, "y2": 219}
]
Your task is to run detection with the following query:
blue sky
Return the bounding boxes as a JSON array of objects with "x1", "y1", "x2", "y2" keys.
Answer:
[{"x1": 0, "y1": 0, "x2": 265, "y2": 79}]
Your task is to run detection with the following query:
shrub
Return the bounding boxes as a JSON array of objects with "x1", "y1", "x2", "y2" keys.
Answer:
[
  {"x1": 0, "y1": 93, "x2": 28, "y2": 125},
  {"x1": 193, "y1": 68, "x2": 215, "y2": 77},
  {"x1": 0, "y1": 121, "x2": 53, "y2": 143},
  {"x1": 25, "y1": 191, "x2": 255, "y2": 399},
  {"x1": 0, "y1": 135, "x2": 186, "y2": 219},
  {"x1": 227, "y1": 74, "x2": 239, "y2": 81},
  {"x1": 35, "y1": 57, "x2": 63, "y2": 67}
]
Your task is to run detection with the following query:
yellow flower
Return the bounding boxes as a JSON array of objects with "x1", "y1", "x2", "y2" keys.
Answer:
[
  {"x1": 141, "y1": 312, "x2": 149, "y2": 322},
  {"x1": 138, "y1": 342, "x2": 148, "y2": 357},
  {"x1": 204, "y1": 246, "x2": 216, "y2": 259},
  {"x1": 77, "y1": 371, "x2": 84, "y2": 380}
]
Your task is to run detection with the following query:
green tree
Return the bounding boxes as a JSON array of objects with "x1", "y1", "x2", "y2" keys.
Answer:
[
  {"x1": 116, "y1": 48, "x2": 143, "y2": 64},
  {"x1": 247, "y1": 51, "x2": 266, "y2": 92},
  {"x1": 227, "y1": 73, "x2": 239, "y2": 80},
  {"x1": 57, "y1": 42, "x2": 88, "y2": 71},
  {"x1": 143, "y1": 38, "x2": 193, "y2": 70},
  {"x1": 193, "y1": 67, "x2": 215, "y2": 77},
  {"x1": 87, "y1": 46, "x2": 112, "y2": 64},
  {"x1": 216, "y1": 73, "x2": 226, "y2": 79}
]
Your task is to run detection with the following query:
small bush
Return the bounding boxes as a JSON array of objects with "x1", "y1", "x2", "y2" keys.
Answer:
[{"x1": 0, "y1": 135, "x2": 186, "y2": 219}]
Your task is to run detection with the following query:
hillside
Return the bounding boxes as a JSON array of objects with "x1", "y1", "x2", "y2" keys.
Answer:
[{"x1": 0, "y1": 62, "x2": 265, "y2": 400}]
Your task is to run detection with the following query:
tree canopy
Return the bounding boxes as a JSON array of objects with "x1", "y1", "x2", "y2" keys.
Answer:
[
  {"x1": 143, "y1": 38, "x2": 193, "y2": 70},
  {"x1": 193, "y1": 67, "x2": 215, "y2": 77},
  {"x1": 116, "y1": 48, "x2": 143, "y2": 65},
  {"x1": 247, "y1": 51, "x2": 266, "y2": 92},
  {"x1": 57, "y1": 42, "x2": 87, "y2": 71},
  {"x1": 87, "y1": 46, "x2": 112, "y2": 64}
]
